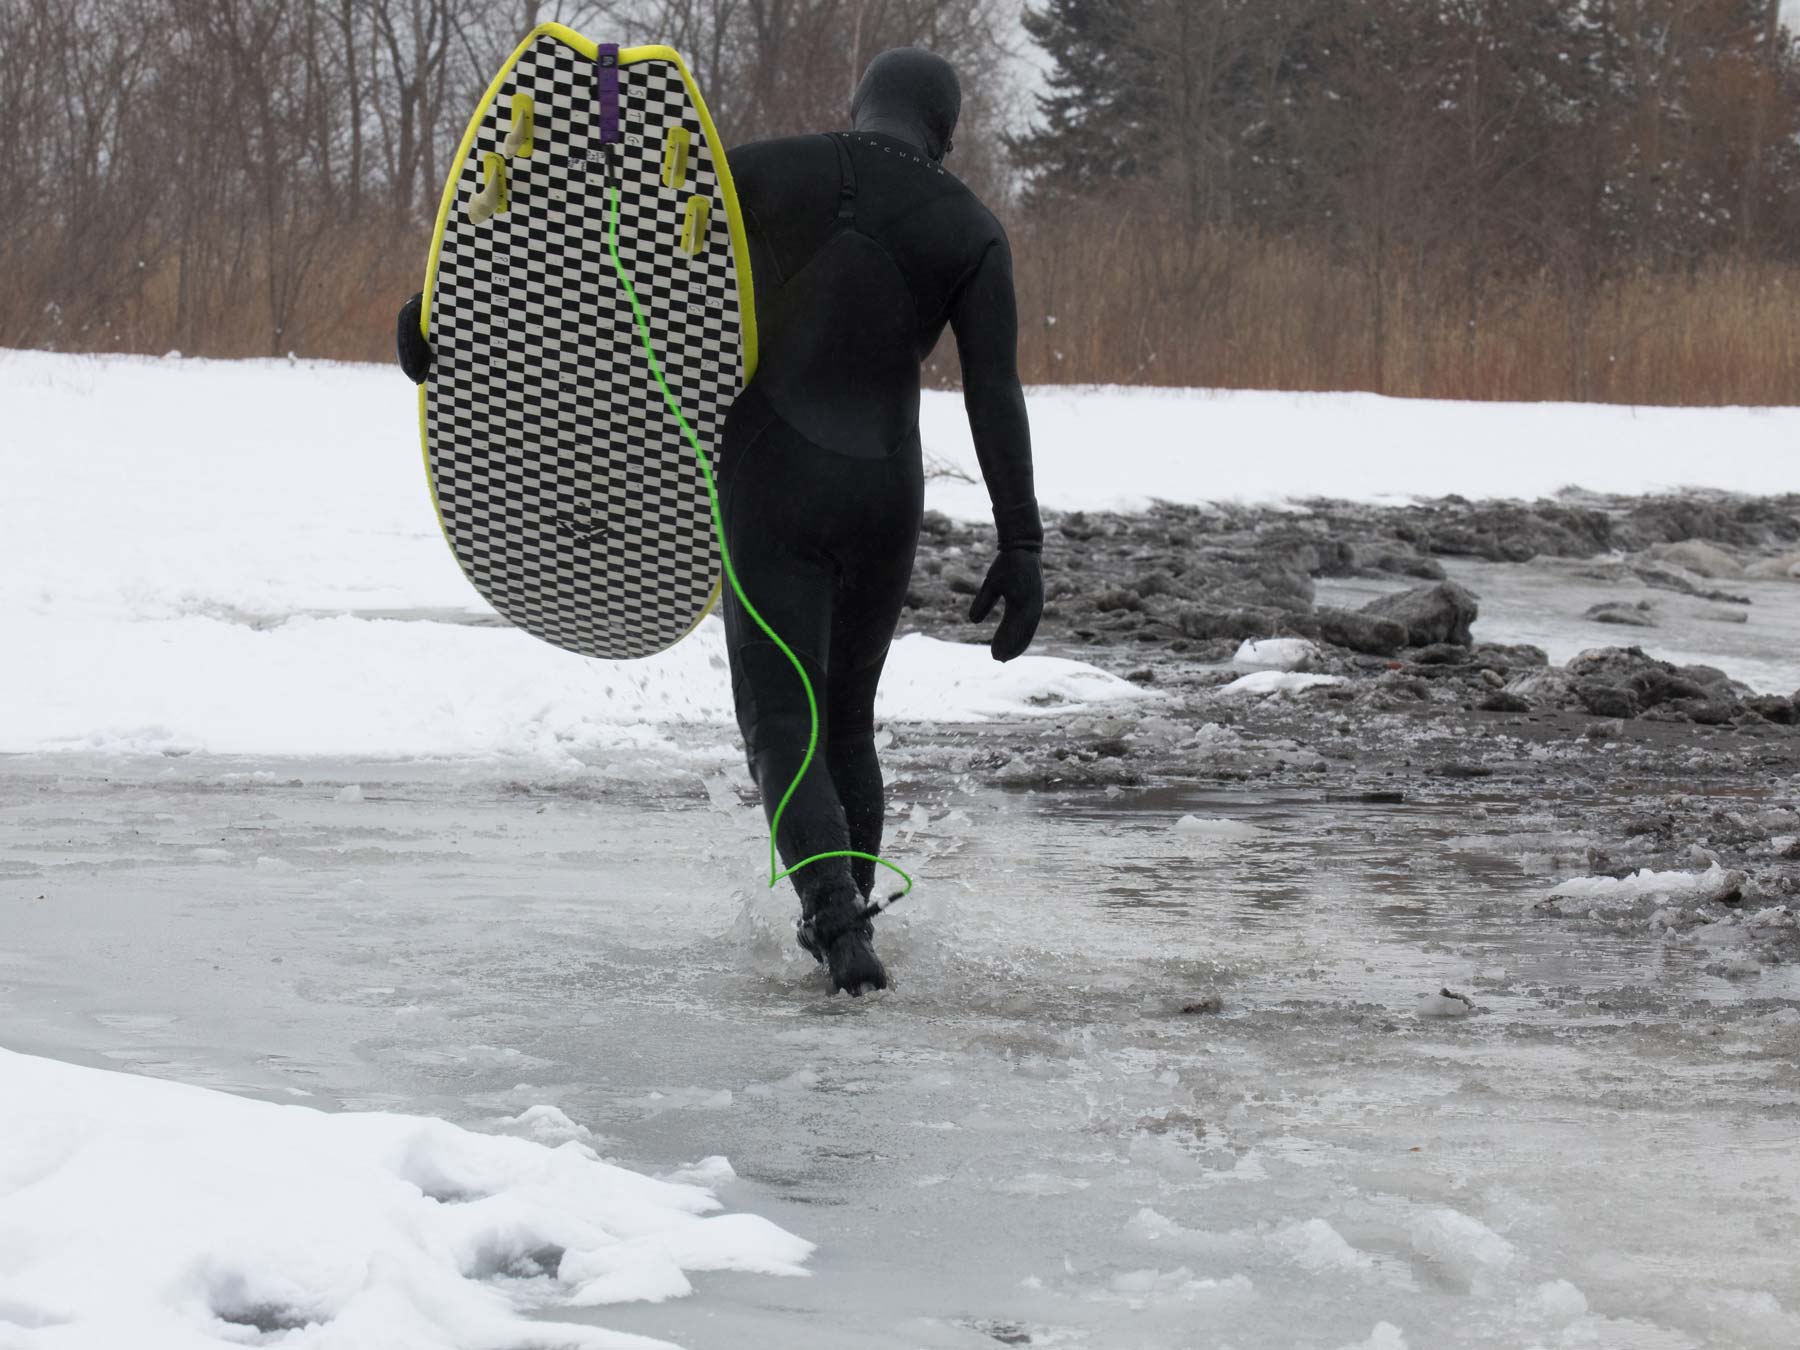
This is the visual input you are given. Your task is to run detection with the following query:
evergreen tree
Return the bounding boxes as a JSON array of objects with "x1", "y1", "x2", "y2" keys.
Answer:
[{"x1": 1008, "y1": 0, "x2": 1163, "y2": 194}]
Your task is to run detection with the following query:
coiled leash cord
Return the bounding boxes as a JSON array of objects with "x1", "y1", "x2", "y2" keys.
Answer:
[{"x1": 605, "y1": 183, "x2": 912, "y2": 922}]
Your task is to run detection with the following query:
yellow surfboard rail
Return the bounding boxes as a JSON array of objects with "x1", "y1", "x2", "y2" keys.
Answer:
[{"x1": 414, "y1": 24, "x2": 757, "y2": 646}]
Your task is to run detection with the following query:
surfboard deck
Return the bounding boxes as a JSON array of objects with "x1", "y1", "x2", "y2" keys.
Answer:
[{"x1": 419, "y1": 26, "x2": 756, "y2": 660}]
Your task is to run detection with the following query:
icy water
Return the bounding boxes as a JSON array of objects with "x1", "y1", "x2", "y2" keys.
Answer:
[
  {"x1": 3, "y1": 752, "x2": 1797, "y2": 1349},
  {"x1": 1319, "y1": 560, "x2": 1800, "y2": 695}
]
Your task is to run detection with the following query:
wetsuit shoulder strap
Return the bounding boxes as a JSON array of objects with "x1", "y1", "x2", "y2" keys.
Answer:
[{"x1": 826, "y1": 131, "x2": 858, "y2": 226}]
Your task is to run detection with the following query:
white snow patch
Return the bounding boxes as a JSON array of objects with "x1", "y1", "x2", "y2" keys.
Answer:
[
  {"x1": 6, "y1": 610, "x2": 1145, "y2": 758},
  {"x1": 0, "y1": 352, "x2": 1145, "y2": 760},
  {"x1": 918, "y1": 379, "x2": 1800, "y2": 517},
  {"x1": 1530, "y1": 1278, "x2": 1590, "y2": 1323},
  {"x1": 1218, "y1": 670, "x2": 1344, "y2": 698},
  {"x1": 0, "y1": 1045, "x2": 809, "y2": 1348},
  {"x1": 1232, "y1": 637, "x2": 1320, "y2": 671},
  {"x1": 1271, "y1": 1218, "x2": 1374, "y2": 1272}
]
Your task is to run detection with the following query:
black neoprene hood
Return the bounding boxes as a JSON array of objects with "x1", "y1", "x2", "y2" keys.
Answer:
[{"x1": 850, "y1": 48, "x2": 961, "y2": 161}]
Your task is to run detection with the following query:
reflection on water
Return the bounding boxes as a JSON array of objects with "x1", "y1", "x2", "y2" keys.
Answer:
[
  {"x1": 2, "y1": 755, "x2": 1796, "y2": 1349},
  {"x1": 1317, "y1": 557, "x2": 1800, "y2": 694}
]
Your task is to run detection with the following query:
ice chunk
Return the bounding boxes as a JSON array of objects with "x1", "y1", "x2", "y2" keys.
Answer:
[
  {"x1": 1415, "y1": 988, "x2": 1476, "y2": 1018},
  {"x1": 657, "y1": 1156, "x2": 736, "y2": 1187},
  {"x1": 1407, "y1": 1207, "x2": 1514, "y2": 1285},
  {"x1": 1101, "y1": 1267, "x2": 1255, "y2": 1309},
  {"x1": 1531, "y1": 1278, "x2": 1589, "y2": 1323},
  {"x1": 1543, "y1": 864, "x2": 1745, "y2": 911},
  {"x1": 1218, "y1": 670, "x2": 1343, "y2": 698},
  {"x1": 491, "y1": 1103, "x2": 596, "y2": 1148},
  {"x1": 1272, "y1": 1218, "x2": 1374, "y2": 1272},
  {"x1": 1232, "y1": 637, "x2": 1320, "y2": 671},
  {"x1": 335, "y1": 783, "x2": 365, "y2": 803}
]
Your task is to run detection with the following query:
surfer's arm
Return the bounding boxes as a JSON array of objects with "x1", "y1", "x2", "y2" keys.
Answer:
[
  {"x1": 950, "y1": 236, "x2": 1041, "y2": 551},
  {"x1": 952, "y1": 235, "x2": 1043, "y2": 662}
]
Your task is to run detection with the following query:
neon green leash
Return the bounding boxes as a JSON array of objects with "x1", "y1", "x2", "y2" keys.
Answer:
[{"x1": 605, "y1": 185, "x2": 914, "y2": 906}]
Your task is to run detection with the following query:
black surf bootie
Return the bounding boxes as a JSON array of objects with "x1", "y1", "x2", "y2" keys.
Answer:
[{"x1": 796, "y1": 884, "x2": 889, "y2": 997}]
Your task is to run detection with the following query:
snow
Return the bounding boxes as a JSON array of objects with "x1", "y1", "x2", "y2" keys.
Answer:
[
  {"x1": 7, "y1": 348, "x2": 1793, "y2": 755},
  {"x1": 0, "y1": 350, "x2": 1145, "y2": 759},
  {"x1": 0, "y1": 1045, "x2": 809, "y2": 1348},
  {"x1": 921, "y1": 381, "x2": 1800, "y2": 516}
]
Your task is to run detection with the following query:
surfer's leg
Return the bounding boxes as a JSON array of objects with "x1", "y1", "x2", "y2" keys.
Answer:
[
  {"x1": 719, "y1": 407, "x2": 861, "y2": 908},
  {"x1": 825, "y1": 736, "x2": 882, "y2": 900},
  {"x1": 824, "y1": 433, "x2": 926, "y2": 898}
]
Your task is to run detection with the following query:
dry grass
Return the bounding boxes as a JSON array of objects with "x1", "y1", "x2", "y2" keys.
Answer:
[
  {"x1": 10, "y1": 209, "x2": 1800, "y2": 406},
  {"x1": 1005, "y1": 209, "x2": 1800, "y2": 405}
]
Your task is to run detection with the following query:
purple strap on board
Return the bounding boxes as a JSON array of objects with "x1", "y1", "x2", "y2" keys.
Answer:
[{"x1": 596, "y1": 43, "x2": 621, "y2": 145}]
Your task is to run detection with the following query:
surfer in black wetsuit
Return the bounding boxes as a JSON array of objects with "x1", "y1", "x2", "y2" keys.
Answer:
[{"x1": 397, "y1": 47, "x2": 1042, "y2": 998}]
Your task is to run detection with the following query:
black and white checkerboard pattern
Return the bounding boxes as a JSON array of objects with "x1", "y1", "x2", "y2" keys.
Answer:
[{"x1": 425, "y1": 38, "x2": 744, "y2": 659}]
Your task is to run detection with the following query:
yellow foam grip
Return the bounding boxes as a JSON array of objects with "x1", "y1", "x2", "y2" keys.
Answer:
[
  {"x1": 662, "y1": 126, "x2": 691, "y2": 188},
  {"x1": 467, "y1": 152, "x2": 510, "y2": 224},
  {"x1": 503, "y1": 93, "x2": 535, "y2": 158},
  {"x1": 680, "y1": 196, "x2": 710, "y2": 255}
]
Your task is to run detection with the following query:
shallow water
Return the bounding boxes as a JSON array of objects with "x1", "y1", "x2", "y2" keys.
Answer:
[
  {"x1": 1316, "y1": 559, "x2": 1800, "y2": 695},
  {"x1": 3, "y1": 752, "x2": 1796, "y2": 1348}
]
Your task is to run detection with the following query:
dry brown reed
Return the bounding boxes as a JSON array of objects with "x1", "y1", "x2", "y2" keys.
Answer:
[
  {"x1": 1003, "y1": 206, "x2": 1800, "y2": 406},
  {"x1": 16, "y1": 208, "x2": 1800, "y2": 408}
]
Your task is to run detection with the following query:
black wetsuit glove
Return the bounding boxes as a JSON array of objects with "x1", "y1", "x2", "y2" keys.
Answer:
[
  {"x1": 396, "y1": 292, "x2": 431, "y2": 385},
  {"x1": 969, "y1": 546, "x2": 1043, "y2": 662}
]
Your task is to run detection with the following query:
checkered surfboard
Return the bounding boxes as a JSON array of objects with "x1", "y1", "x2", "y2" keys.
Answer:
[{"x1": 420, "y1": 30, "x2": 750, "y2": 659}]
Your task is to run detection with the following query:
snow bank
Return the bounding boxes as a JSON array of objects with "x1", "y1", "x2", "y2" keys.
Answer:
[
  {"x1": 10, "y1": 610, "x2": 1146, "y2": 758},
  {"x1": 0, "y1": 1045, "x2": 809, "y2": 1348},
  {"x1": 0, "y1": 351, "x2": 1145, "y2": 758},
  {"x1": 8, "y1": 349, "x2": 1789, "y2": 754},
  {"x1": 922, "y1": 382, "x2": 1800, "y2": 516}
]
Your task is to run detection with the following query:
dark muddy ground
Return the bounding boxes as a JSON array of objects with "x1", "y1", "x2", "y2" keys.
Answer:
[{"x1": 894, "y1": 491, "x2": 1800, "y2": 968}]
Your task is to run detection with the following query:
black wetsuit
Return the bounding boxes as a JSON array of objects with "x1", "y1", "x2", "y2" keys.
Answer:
[
  {"x1": 397, "y1": 48, "x2": 1040, "y2": 992},
  {"x1": 720, "y1": 124, "x2": 1040, "y2": 917}
]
